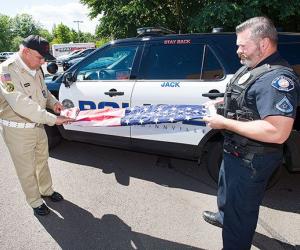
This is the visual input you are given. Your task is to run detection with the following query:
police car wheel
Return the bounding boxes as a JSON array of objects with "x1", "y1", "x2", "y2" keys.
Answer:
[
  {"x1": 206, "y1": 140, "x2": 282, "y2": 190},
  {"x1": 45, "y1": 125, "x2": 62, "y2": 150}
]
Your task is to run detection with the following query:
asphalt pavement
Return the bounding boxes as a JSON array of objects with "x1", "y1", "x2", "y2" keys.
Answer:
[{"x1": 0, "y1": 135, "x2": 299, "y2": 249}]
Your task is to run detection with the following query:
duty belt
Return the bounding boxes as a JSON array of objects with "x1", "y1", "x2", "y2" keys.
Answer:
[
  {"x1": 224, "y1": 140, "x2": 282, "y2": 155},
  {"x1": 0, "y1": 118, "x2": 36, "y2": 128}
]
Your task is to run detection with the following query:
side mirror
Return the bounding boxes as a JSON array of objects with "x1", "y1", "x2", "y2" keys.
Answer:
[
  {"x1": 63, "y1": 72, "x2": 75, "y2": 88},
  {"x1": 47, "y1": 62, "x2": 58, "y2": 74}
]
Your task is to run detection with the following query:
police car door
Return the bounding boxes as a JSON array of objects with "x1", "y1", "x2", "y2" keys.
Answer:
[
  {"x1": 59, "y1": 44, "x2": 140, "y2": 141},
  {"x1": 131, "y1": 40, "x2": 230, "y2": 149}
]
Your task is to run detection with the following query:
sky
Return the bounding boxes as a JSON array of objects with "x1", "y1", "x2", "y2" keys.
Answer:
[{"x1": 1, "y1": 0, "x2": 99, "y2": 34}]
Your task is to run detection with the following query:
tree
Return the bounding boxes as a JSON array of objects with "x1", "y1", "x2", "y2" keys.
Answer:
[
  {"x1": 95, "y1": 37, "x2": 111, "y2": 48},
  {"x1": 52, "y1": 23, "x2": 73, "y2": 43},
  {"x1": 11, "y1": 14, "x2": 42, "y2": 38},
  {"x1": 190, "y1": 0, "x2": 300, "y2": 32},
  {"x1": 0, "y1": 14, "x2": 13, "y2": 51},
  {"x1": 81, "y1": 0, "x2": 300, "y2": 39},
  {"x1": 39, "y1": 29, "x2": 53, "y2": 43},
  {"x1": 10, "y1": 36, "x2": 23, "y2": 51},
  {"x1": 81, "y1": 0, "x2": 205, "y2": 39},
  {"x1": 80, "y1": 32, "x2": 96, "y2": 43}
]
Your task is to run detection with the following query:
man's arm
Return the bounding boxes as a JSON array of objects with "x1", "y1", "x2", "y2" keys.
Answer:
[{"x1": 203, "y1": 114, "x2": 294, "y2": 144}]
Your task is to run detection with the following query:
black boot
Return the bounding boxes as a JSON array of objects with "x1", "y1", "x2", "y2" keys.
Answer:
[
  {"x1": 42, "y1": 191, "x2": 64, "y2": 202},
  {"x1": 33, "y1": 203, "x2": 50, "y2": 216},
  {"x1": 202, "y1": 211, "x2": 223, "y2": 228}
]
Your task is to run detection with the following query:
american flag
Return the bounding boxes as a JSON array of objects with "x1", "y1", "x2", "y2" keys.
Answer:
[{"x1": 61, "y1": 104, "x2": 207, "y2": 127}]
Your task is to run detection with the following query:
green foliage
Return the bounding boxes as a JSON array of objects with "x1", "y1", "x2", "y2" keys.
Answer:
[
  {"x1": 11, "y1": 14, "x2": 42, "y2": 37},
  {"x1": 39, "y1": 29, "x2": 53, "y2": 42},
  {"x1": 51, "y1": 24, "x2": 97, "y2": 44},
  {"x1": 83, "y1": 0, "x2": 204, "y2": 38},
  {"x1": 80, "y1": 32, "x2": 96, "y2": 43},
  {"x1": 95, "y1": 37, "x2": 111, "y2": 48},
  {"x1": 52, "y1": 23, "x2": 73, "y2": 43},
  {"x1": 0, "y1": 14, "x2": 13, "y2": 51},
  {"x1": 190, "y1": 0, "x2": 300, "y2": 33},
  {"x1": 10, "y1": 36, "x2": 23, "y2": 51},
  {"x1": 1, "y1": 1, "x2": 300, "y2": 53},
  {"x1": 82, "y1": 0, "x2": 300, "y2": 38}
]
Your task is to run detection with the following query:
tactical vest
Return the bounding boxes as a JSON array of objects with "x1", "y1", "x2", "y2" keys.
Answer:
[
  {"x1": 224, "y1": 64, "x2": 295, "y2": 120},
  {"x1": 222, "y1": 64, "x2": 295, "y2": 152}
]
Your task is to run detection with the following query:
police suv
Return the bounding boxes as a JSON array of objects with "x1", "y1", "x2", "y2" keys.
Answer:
[{"x1": 46, "y1": 27, "x2": 300, "y2": 183}]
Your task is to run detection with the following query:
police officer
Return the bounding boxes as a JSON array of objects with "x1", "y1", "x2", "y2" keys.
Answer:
[
  {"x1": 0, "y1": 35, "x2": 73, "y2": 216},
  {"x1": 202, "y1": 17, "x2": 300, "y2": 249}
]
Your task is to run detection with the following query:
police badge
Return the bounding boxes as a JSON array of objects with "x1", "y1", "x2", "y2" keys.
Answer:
[{"x1": 237, "y1": 72, "x2": 251, "y2": 85}]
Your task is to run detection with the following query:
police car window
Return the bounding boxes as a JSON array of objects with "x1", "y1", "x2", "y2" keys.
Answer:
[
  {"x1": 278, "y1": 43, "x2": 300, "y2": 76},
  {"x1": 140, "y1": 44, "x2": 204, "y2": 80},
  {"x1": 77, "y1": 46, "x2": 138, "y2": 81},
  {"x1": 201, "y1": 46, "x2": 224, "y2": 80}
]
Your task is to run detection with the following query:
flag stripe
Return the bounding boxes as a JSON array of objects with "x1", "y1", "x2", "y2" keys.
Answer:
[{"x1": 61, "y1": 104, "x2": 207, "y2": 127}]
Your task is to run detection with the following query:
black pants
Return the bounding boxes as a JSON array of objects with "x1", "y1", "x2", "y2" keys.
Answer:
[{"x1": 217, "y1": 149, "x2": 282, "y2": 250}]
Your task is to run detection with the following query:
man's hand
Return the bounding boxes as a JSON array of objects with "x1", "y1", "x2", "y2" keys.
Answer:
[
  {"x1": 53, "y1": 102, "x2": 64, "y2": 114},
  {"x1": 203, "y1": 114, "x2": 227, "y2": 129},
  {"x1": 55, "y1": 116, "x2": 75, "y2": 125}
]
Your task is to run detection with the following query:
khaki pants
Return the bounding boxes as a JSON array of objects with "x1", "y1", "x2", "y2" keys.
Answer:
[{"x1": 1, "y1": 125, "x2": 54, "y2": 208}]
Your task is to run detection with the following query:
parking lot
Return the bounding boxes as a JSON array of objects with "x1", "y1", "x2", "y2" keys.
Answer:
[{"x1": 0, "y1": 135, "x2": 299, "y2": 249}]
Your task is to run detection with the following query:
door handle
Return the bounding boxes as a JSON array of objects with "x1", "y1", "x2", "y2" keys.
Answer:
[
  {"x1": 104, "y1": 88, "x2": 124, "y2": 97},
  {"x1": 202, "y1": 90, "x2": 224, "y2": 99}
]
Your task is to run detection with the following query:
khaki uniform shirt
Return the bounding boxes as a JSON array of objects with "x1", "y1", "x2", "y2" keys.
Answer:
[{"x1": 0, "y1": 54, "x2": 57, "y2": 126}]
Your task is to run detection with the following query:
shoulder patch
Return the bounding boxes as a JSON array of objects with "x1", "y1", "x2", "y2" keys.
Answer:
[
  {"x1": 1, "y1": 73, "x2": 12, "y2": 83},
  {"x1": 0, "y1": 73, "x2": 15, "y2": 92},
  {"x1": 5, "y1": 82, "x2": 15, "y2": 92},
  {"x1": 275, "y1": 96, "x2": 293, "y2": 113},
  {"x1": 271, "y1": 75, "x2": 294, "y2": 92}
]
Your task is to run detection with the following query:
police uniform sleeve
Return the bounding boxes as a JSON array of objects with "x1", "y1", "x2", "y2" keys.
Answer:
[
  {"x1": 0, "y1": 65, "x2": 57, "y2": 126},
  {"x1": 254, "y1": 70, "x2": 299, "y2": 119}
]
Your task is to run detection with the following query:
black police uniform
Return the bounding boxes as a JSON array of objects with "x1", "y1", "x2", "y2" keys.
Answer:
[{"x1": 216, "y1": 51, "x2": 299, "y2": 250}]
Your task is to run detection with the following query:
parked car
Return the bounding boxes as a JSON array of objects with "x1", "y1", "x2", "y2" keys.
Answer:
[
  {"x1": 55, "y1": 49, "x2": 83, "y2": 65},
  {"x1": 45, "y1": 28, "x2": 300, "y2": 185},
  {"x1": 0, "y1": 52, "x2": 15, "y2": 62},
  {"x1": 62, "y1": 48, "x2": 96, "y2": 71}
]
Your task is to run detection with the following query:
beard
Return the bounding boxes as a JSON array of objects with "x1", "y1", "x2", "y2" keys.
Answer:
[
  {"x1": 239, "y1": 53, "x2": 250, "y2": 66},
  {"x1": 238, "y1": 47, "x2": 262, "y2": 68}
]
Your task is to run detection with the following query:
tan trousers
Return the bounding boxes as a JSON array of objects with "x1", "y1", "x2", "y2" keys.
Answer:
[{"x1": 1, "y1": 125, "x2": 54, "y2": 208}]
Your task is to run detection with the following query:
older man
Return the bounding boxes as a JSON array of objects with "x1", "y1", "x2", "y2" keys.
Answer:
[
  {"x1": 203, "y1": 17, "x2": 299, "y2": 249},
  {"x1": 0, "y1": 35, "x2": 73, "y2": 216}
]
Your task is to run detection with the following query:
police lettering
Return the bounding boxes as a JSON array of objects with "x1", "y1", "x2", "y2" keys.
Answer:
[
  {"x1": 164, "y1": 39, "x2": 191, "y2": 45},
  {"x1": 177, "y1": 39, "x2": 191, "y2": 44},
  {"x1": 78, "y1": 100, "x2": 129, "y2": 110},
  {"x1": 161, "y1": 81, "x2": 180, "y2": 87}
]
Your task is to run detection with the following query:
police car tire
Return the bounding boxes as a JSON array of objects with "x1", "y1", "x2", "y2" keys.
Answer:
[
  {"x1": 206, "y1": 140, "x2": 282, "y2": 190},
  {"x1": 45, "y1": 125, "x2": 62, "y2": 149}
]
